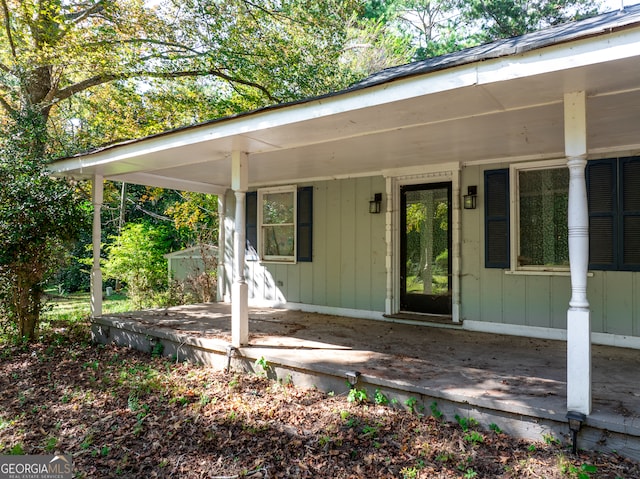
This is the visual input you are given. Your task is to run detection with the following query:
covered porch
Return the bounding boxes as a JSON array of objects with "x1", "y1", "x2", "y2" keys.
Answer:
[
  {"x1": 50, "y1": 7, "x2": 640, "y2": 429},
  {"x1": 92, "y1": 303, "x2": 640, "y2": 460}
]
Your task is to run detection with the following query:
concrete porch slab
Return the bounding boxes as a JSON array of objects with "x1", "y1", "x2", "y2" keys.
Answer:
[{"x1": 92, "y1": 303, "x2": 640, "y2": 460}]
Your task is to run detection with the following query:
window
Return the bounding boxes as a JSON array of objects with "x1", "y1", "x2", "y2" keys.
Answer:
[
  {"x1": 485, "y1": 156, "x2": 640, "y2": 272},
  {"x1": 515, "y1": 164, "x2": 569, "y2": 269},
  {"x1": 245, "y1": 186, "x2": 313, "y2": 263},
  {"x1": 485, "y1": 161, "x2": 570, "y2": 271},
  {"x1": 259, "y1": 186, "x2": 296, "y2": 262}
]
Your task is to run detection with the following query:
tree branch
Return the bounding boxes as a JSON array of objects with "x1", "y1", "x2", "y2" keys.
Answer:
[
  {"x1": 1, "y1": 0, "x2": 17, "y2": 59},
  {"x1": 53, "y1": 68, "x2": 278, "y2": 105},
  {"x1": 64, "y1": 1, "x2": 104, "y2": 23}
]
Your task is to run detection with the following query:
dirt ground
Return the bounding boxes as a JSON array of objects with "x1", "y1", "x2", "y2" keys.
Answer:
[{"x1": 1, "y1": 328, "x2": 640, "y2": 478}]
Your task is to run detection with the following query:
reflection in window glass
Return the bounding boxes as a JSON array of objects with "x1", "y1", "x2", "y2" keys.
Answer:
[
  {"x1": 262, "y1": 192, "x2": 294, "y2": 225},
  {"x1": 518, "y1": 168, "x2": 569, "y2": 267},
  {"x1": 263, "y1": 225, "x2": 295, "y2": 257}
]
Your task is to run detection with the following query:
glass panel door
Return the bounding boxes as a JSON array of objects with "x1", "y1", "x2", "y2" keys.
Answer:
[{"x1": 400, "y1": 183, "x2": 452, "y2": 315}]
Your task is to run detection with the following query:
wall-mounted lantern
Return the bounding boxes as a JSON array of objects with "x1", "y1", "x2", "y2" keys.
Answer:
[
  {"x1": 369, "y1": 193, "x2": 382, "y2": 214},
  {"x1": 464, "y1": 186, "x2": 478, "y2": 210}
]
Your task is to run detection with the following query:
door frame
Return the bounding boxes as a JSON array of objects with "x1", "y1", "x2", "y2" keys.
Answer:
[{"x1": 385, "y1": 164, "x2": 461, "y2": 322}]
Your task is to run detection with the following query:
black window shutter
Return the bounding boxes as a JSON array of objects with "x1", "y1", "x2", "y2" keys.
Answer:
[
  {"x1": 484, "y1": 169, "x2": 510, "y2": 268},
  {"x1": 297, "y1": 186, "x2": 313, "y2": 262},
  {"x1": 620, "y1": 157, "x2": 640, "y2": 270},
  {"x1": 245, "y1": 191, "x2": 258, "y2": 260},
  {"x1": 587, "y1": 159, "x2": 617, "y2": 270}
]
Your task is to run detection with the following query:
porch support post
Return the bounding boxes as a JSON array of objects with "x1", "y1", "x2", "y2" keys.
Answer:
[
  {"x1": 231, "y1": 151, "x2": 249, "y2": 347},
  {"x1": 91, "y1": 174, "x2": 104, "y2": 318},
  {"x1": 217, "y1": 194, "x2": 226, "y2": 302},
  {"x1": 451, "y1": 168, "x2": 461, "y2": 323},
  {"x1": 564, "y1": 91, "x2": 591, "y2": 415},
  {"x1": 384, "y1": 177, "x2": 394, "y2": 314}
]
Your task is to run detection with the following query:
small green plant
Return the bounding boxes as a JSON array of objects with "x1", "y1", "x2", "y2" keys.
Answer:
[
  {"x1": 543, "y1": 433, "x2": 561, "y2": 445},
  {"x1": 455, "y1": 414, "x2": 479, "y2": 432},
  {"x1": 560, "y1": 458, "x2": 598, "y2": 479},
  {"x1": 374, "y1": 389, "x2": 389, "y2": 405},
  {"x1": 489, "y1": 423, "x2": 502, "y2": 434},
  {"x1": 101, "y1": 445, "x2": 110, "y2": 456},
  {"x1": 347, "y1": 387, "x2": 368, "y2": 404},
  {"x1": 44, "y1": 437, "x2": 57, "y2": 452},
  {"x1": 430, "y1": 401, "x2": 443, "y2": 419},
  {"x1": 9, "y1": 443, "x2": 24, "y2": 455},
  {"x1": 405, "y1": 397, "x2": 418, "y2": 414},
  {"x1": 339, "y1": 410, "x2": 350, "y2": 421},
  {"x1": 436, "y1": 453, "x2": 453, "y2": 463},
  {"x1": 254, "y1": 356, "x2": 270, "y2": 376},
  {"x1": 528, "y1": 444, "x2": 537, "y2": 452},
  {"x1": 463, "y1": 468, "x2": 478, "y2": 478},
  {"x1": 463, "y1": 431, "x2": 484, "y2": 444},
  {"x1": 361, "y1": 424, "x2": 379, "y2": 438},
  {"x1": 169, "y1": 396, "x2": 189, "y2": 407},
  {"x1": 228, "y1": 376, "x2": 240, "y2": 389},
  {"x1": 151, "y1": 341, "x2": 164, "y2": 358},
  {"x1": 400, "y1": 466, "x2": 418, "y2": 479},
  {"x1": 127, "y1": 393, "x2": 140, "y2": 412}
]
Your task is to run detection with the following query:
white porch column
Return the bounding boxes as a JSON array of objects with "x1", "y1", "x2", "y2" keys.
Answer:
[
  {"x1": 217, "y1": 194, "x2": 226, "y2": 302},
  {"x1": 451, "y1": 168, "x2": 461, "y2": 323},
  {"x1": 384, "y1": 177, "x2": 394, "y2": 314},
  {"x1": 231, "y1": 151, "x2": 249, "y2": 347},
  {"x1": 91, "y1": 175, "x2": 104, "y2": 318},
  {"x1": 564, "y1": 91, "x2": 591, "y2": 415}
]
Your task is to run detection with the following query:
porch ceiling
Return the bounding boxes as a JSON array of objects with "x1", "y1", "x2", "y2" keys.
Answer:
[{"x1": 50, "y1": 24, "x2": 640, "y2": 192}]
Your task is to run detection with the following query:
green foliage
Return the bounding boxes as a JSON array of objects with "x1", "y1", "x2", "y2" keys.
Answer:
[
  {"x1": 457, "y1": 0, "x2": 599, "y2": 42},
  {"x1": 543, "y1": 433, "x2": 560, "y2": 445},
  {"x1": 455, "y1": 414, "x2": 479, "y2": 432},
  {"x1": 405, "y1": 397, "x2": 419, "y2": 414},
  {"x1": 347, "y1": 387, "x2": 368, "y2": 404},
  {"x1": 364, "y1": 0, "x2": 602, "y2": 62},
  {"x1": 463, "y1": 431, "x2": 484, "y2": 444},
  {"x1": 374, "y1": 389, "x2": 389, "y2": 406},
  {"x1": 254, "y1": 356, "x2": 270, "y2": 376},
  {"x1": 430, "y1": 401, "x2": 443, "y2": 419},
  {"x1": 8, "y1": 443, "x2": 24, "y2": 455},
  {"x1": 0, "y1": 108, "x2": 89, "y2": 340},
  {"x1": 489, "y1": 423, "x2": 502, "y2": 434},
  {"x1": 102, "y1": 222, "x2": 173, "y2": 308},
  {"x1": 559, "y1": 456, "x2": 599, "y2": 479},
  {"x1": 150, "y1": 341, "x2": 164, "y2": 358}
]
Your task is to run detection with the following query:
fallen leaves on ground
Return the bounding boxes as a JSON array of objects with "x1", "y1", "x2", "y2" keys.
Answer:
[{"x1": 0, "y1": 334, "x2": 639, "y2": 478}]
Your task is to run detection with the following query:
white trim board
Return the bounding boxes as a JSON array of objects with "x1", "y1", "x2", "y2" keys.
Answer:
[{"x1": 463, "y1": 320, "x2": 640, "y2": 350}]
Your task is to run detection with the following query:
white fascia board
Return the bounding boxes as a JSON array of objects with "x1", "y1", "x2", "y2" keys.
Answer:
[
  {"x1": 108, "y1": 172, "x2": 227, "y2": 195},
  {"x1": 476, "y1": 27, "x2": 640, "y2": 86}
]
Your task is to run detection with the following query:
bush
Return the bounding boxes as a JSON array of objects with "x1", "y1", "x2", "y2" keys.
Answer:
[{"x1": 102, "y1": 222, "x2": 173, "y2": 308}]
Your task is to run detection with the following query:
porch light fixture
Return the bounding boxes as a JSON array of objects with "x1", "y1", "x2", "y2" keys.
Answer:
[
  {"x1": 463, "y1": 186, "x2": 478, "y2": 210},
  {"x1": 369, "y1": 193, "x2": 382, "y2": 214},
  {"x1": 566, "y1": 410, "x2": 586, "y2": 454}
]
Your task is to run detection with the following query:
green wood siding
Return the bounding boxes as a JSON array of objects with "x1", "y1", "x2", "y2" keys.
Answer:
[
  {"x1": 225, "y1": 177, "x2": 387, "y2": 312},
  {"x1": 461, "y1": 164, "x2": 640, "y2": 337}
]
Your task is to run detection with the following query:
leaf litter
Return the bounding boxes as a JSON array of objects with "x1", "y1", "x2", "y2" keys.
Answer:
[{"x1": 1, "y1": 338, "x2": 639, "y2": 478}]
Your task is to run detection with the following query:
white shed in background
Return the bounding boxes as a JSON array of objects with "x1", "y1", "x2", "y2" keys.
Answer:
[{"x1": 164, "y1": 245, "x2": 218, "y2": 283}]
